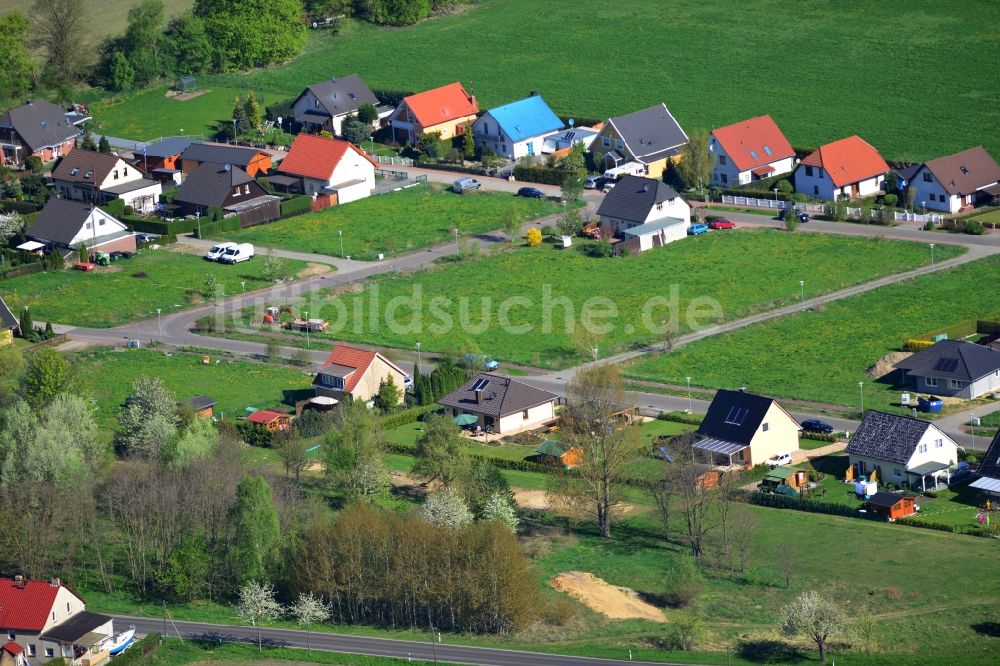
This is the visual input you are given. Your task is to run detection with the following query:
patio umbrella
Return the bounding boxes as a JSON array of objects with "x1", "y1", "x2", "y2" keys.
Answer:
[{"x1": 453, "y1": 414, "x2": 479, "y2": 426}]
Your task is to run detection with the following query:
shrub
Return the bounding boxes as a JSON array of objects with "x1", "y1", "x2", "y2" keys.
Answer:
[
  {"x1": 123, "y1": 205, "x2": 135, "y2": 216},
  {"x1": 883, "y1": 194, "x2": 898, "y2": 206},
  {"x1": 657, "y1": 410, "x2": 703, "y2": 425},
  {"x1": 923, "y1": 220, "x2": 935, "y2": 230},
  {"x1": 923, "y1": 490, "x2": 938, "y2": 499},
  {"x1": 513, "y1": 165, "x2": 570, "y2": 186},
  {"x1": 662, "y1": 556, "x2": 703, "y2": 607},
  {"x1": 280, "y1": 194, "x2": 313, "y2": 217},
  {"x1": 580, "y1": 240, "x2": 612, "y2": 258},
  {"x1": 380, "y1": 403, "x2": 440, "y2": 429},
  {"x1": 964, "y1": 219, "x2": 986, "y2": 235},
  {"x1": 294, "y1": 409, "x2": 337, "y2": 438},
  {"x1": 540, "y1": 594, "x2": 577, "y2": 626},
  {"x1": 664, "y1": 611, "x2": 701, "y2": 651},
  {"x1": 110, "y1": 632, "x2": 161, "y2": 665},
  {"x1": 903, "y1": 338, "x2": 934, "y2": 352}
]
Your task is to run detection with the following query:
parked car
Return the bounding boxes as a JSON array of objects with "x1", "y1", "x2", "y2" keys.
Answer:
[
  {"x1": 601, "y1": 180, "x2": 616, "y2": 194},
  {"x1": 205, "y1": 242, "x2": 236, "y2": 261},
  {"x1": 801, "y1": 419, "x2": 834, "y2": 434},
  {"x1": 403, "y1": 375, "x2": 414, "y2": 391},
  {"x1": 766, "y1": 452, "x2": 793, "y2": 468},
  {"x1": 584, "y1": 175, "x2": 600, "y2": 190},
  {"x1": 219, "y1": 243, "x2": 255, "y2": 264},
  {"x1": 687, "y1": 223, "x2": 708, "y2": 235},
  {"x1": 452, "y1": 177, "x2": 481, "y2": 194},
  {"x1": 465, "y1": 352, "x2": 499, "y2": 371},
  {"x1": 135, "y1": 233, "x2": 158, "y2": 244},
  {"x1": 516, "y1": 186, "x2": 544, "y2": 198},
  {"x1": 780, "y1": 208, "x2": 810, "y2": 223},
  {"x1": 708, "y1": 218, "x2": 736, "y2": 230}
]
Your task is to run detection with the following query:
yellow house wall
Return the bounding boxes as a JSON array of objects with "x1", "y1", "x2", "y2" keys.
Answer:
[
  {"x1": 747, "y1": 403, "x2": 800, "y2": 466},
  {"x1": 422, "y1": 115, "x2": 478, "y2": 141},
  {"x1": 351, "y1": 355, "x2": 407, "y2": 404}
]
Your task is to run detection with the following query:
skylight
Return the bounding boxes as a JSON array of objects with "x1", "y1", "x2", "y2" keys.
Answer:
[
  {"x1": 471, "y1": 378, "x2": 490, "y2": 391},
  {"x1": 70, "y1": 168, "x2": 79, "y2": 176},
  {"x1": 749, "y1": 150, "x2": 759, "y2": 159},
  {"x1": 763, "y1": 145, "x2": 773, "y2": 156}
]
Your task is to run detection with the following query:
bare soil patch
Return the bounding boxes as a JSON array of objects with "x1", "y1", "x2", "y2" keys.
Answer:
[
  {"x1": 550, "y1": 571, "x2": 666, "y2": 623},
  {"x1": 516, "y1": 489, "x2": 642, "y2": 517},
  {"x1": 866, "y1": 351, "x2": 911, "y2": 379},
  {"x1": 170, "y1": 89, "x2": 211, "y2": 101},
  {"x1": 299, "y1": 262, "x2": 334, "y2": 279}
]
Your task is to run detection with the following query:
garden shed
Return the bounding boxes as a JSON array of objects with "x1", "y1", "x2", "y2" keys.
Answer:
[
  {"x1": 866, "y1": 491, "x2": 916, "y2": 521},
  {"x1": 175, "y1": 76, "x2": 197, "y2": 93},
  {"x1": 761, "y1": 466, "x2": 809, "y2": 493}
]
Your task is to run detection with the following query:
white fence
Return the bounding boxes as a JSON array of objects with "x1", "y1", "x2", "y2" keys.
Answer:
[
  {"x1": 721, "y1": 195, "x2": 788, "y2": 209},
  {"x1": 373, "y1": 154, "x2": 414, "y2": 166},
  {"x1": 894, "y1": 210, "x2": 944, "y2": 224}
]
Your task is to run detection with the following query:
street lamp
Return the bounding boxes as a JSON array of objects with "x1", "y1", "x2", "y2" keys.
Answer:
[
  {"x1": 921, "y1": 201, "x2": 926, "y2": 214},
  {"x1": 773, "y1": 186, "x2": 779, "y2": 203},
  {"x1": 156, "y1": 308, "x2": 162, "y2": 340},
  {"x1": 454, "y1": 228, "x2": 460, "y2": 253},
  {"x1": 686, "y1": 376, "x2": 692, "y2": 414},
  {"x1": 240, "y1": 281, "x2": 246, "y2": 298},
  {"x1": 304, "y1": 310, "x2": 310, "y2": 348},
  {"x1": 196, "y1": 210, "x2": 201, "y2": 238},
  {"x1": 799, "y1": 280, "x2": 805, "y2": 309},
  {"x1": 338, "y1": 229, "x2": 344, "y2": 258},
  {"x1": 416, "y1": 342, "x2": 421, "y2": 371},
  {"x1": 346, "y1": 255, "x2": 352, "y2": 284},
  {"x1": 369, "y1": 135, "x2": 374, "y2": 155},
  {"x1": 858, "y1": 381, "x2": 865, "y2": 415},
  {"x1": 929, "y1": 243, "x2": 935, "y2": 268}
]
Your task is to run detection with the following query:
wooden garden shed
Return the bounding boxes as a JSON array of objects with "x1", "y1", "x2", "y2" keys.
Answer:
[
  {"x1": 247, "y1": 410, "x2": 291, "y2": 432},
  {"x1": 866, "y1": 491, "x2": 916, "y2": 521},
  {"x1": 761, "y1": 466, "x2": 809, "y2": 493},
  {"x1": 535, "y1": 439, "x2": 584, "y2": 468}
]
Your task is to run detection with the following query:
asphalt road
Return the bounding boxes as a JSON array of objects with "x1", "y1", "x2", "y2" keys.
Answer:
[{"x1": 119, "y1": 615, "x2": 674, "y2": 666}]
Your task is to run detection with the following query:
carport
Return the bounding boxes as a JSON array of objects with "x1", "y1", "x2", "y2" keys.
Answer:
[
  {"x1": 693, "y1": 437, "x2": 747, "y2": 468},
  {"x1": 908, "y1": 461, "x2": 951, "y2": 492}
]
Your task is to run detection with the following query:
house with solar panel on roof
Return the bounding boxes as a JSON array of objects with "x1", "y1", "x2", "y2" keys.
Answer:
[
  {"x1": 692, "y1": 388, "x2": 800, "y2": 469},
  {"x1": 471, "y1": 93, "x2": 564, "y2": 160},
  {"x1": 438, "y1": 373, "x2": 558, "y2": 435},
  {"x1": 709, "y1": 114, "x2": 796, "y2": 187},
  {"x1": 894, "y1": 339, "x2": 1000, "y2": 400}
]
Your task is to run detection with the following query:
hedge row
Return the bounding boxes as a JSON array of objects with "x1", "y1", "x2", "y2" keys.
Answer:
[
  {"x1": 129, "y1": 218, "x2": 199, "y2": 235},
  {"x1": 111, "y1": 632, "x2": 162, "y2": 664},
  {"x1": 513, "y1": 165, "x2": 571, "y2": 186},
  {"x1": 194, "y1": 217, "x2": 241, "y2": 239},
  {"x1": 280, "y1": 194, "x2": 313, "y2": 217},
  {"x1": 656, "y1": 410, "x2": 703, "y2": 425},
  {"x1": 895, "y1": 516, "x2": 997, "y2": 538},
  {"x1": 742, "y1": 490, "x2": 863, "y2": 518},
  {"x1": 0, "y1": 261, "x2": 45, "y2": 280},
  {"x1": 0, "y1": 199, "x2": 42, "y2": 214},
  {"x1": 799, "y1": 431, "x2": 839, "y2": 443},
  {"x1": 903, "y1": 339, "x2": 935, "y2": 352},
  {"x1": 380, "y1": 403, "x2": 440, "y2": 429}
]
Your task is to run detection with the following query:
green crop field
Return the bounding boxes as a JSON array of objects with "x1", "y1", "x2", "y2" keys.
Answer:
[
  {"x1": 213, "y1": 184, "x2": 569, "y2": 261},
  {"x1": 273, "y1": 230, "x2": 959, "y2": 368},
  {"x1": 75, "y1": 347, "x2": 313, "y2": 431},
  {"x1": 0, "y1": 248, "x2": 311, "y2": 327},
  {"x1": 88, "y1": 0, "x2": 1000, "y2": 161},
  {"x1": 626, "y1": 255, "x2": 1000, "y2": 413}
]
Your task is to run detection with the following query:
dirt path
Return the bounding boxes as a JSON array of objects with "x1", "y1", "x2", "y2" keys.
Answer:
[{"x1": 550, "y1": 571, "x2": 665, "y2": 623}]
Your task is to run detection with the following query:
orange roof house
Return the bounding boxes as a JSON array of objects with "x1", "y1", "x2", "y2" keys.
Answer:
[
  {"x1": 389, "y1": 82, "x2": 479, "y2": 144},
  {"x1": 794, "y1": 135, "x2": 889, "y2": 200},
  {"x1": 313, "y1": 343, "x2": 408, "y2": 405},
  {"x1": 709, "y1": 114, "x2": 796, "y2": 186},
  {"x1": 273, "y1": 134, "x2": 379, "y2": 202}
]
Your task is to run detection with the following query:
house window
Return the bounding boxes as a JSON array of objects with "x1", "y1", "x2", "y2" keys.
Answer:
[
  {"x1": 616, "y1": 139, "x2": 623, "y2": 150},
  {"x1": 925, "y1": 377, "x2": 938, "y2": 387},
  {"x1": 6, "y1": 631, "x2": 13, "y2": 640},
  {"x1": 719, "y1": 155, "x2": 727, "y2": 166},
  {"x1": 656, "y1": 202, "x2": 663, "y2": 211},
  {"x1": 27, "y1": 645, "x2": 36, "y2": 657},
  {"x1": 918, "y1": 443, "x2": 927, "y2": 454},
  {"x1": 321, "y1": 374, "x2": 344, "y2": 389},
  {"x1": 949, "y1": 379, "x2": 965, "y2": 389},
  {"x1": 244, "y1": 184, "x2": 250, "y2": 194},
  {"x1": 52, "y1": 611, "x2": 56, "y2": 621},
  {"x1": 522, "y1": 410, "x2": 529, "y2": 420},
  {"x1": 483, "y1": 123, "x2": 489, "y2": 134},
  {"x1": 893, "y1": 469, "x2": 902, "y2": 479},
  {"x1": 721, "y1": 174, "x2": 728, "y2": 184},
  {"x1": 45, "y1": 648, "x2": 54, "y2": 658},
  {"x1": 99, "y1": 219, "x2": 105, "y2": 226},
  {"x1": 501, "y1": 144, "x2": 506, "y2": 153},
  {"x1": 818, "y1": 170, "x2": 824, "y2": 179},
  {"x1": 805, "y1": 166, "x2": 813, "y2": 177},
  {"x1": 935, "y1": 438, "x2": 943, "y2": 448},
  {"x1": 113, "y1": 170, "x2": 119, "y2": 180},
  {"x1": 923, "y1": 171, "x2": 932, "y2": 182},
  {"x1": 813, "y1": 185, "x2": 819, "y2": 195},
  {"x1": 232, "y1": 187, "x2": 241, "y2": 197},
  {"x1": 762, "y1": 422, "x2": 769, "y2": 432},
  {"x1": 67, "y1": 602, "x2": 71, "y2": 612},
  {"x1": 602, "y1": 137, "x2": 610, "y2": 148}
]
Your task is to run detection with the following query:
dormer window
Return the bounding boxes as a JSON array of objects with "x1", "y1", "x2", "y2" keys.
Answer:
[
  {"x1": 244, "y1": 184, "x2": 250, "y2": 194},
  {"x1": 70, "y1": 167, "x2": 79, "y2": 176},
  {"x1": 84, "y1": 171, "x2": 92, "y2": 179},
  {"x1": 232, "y1": 187, "x2": 241, "y2": 197}
]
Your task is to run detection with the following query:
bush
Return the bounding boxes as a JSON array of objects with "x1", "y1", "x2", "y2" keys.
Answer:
[
  {"x1": 111, "y1": 632, "x2": 161, "y2": 665},
  {"x1": 513, "y1": 165, "x2": 570, "y2": 186},
  {"x1": 800, "y1": 431, "x2": 838, "y2": 443},
  {"x1": 883, "y1": 194, "x2": 898, "y2": 206},
  {"x1": 964, "y1": 219, "x2": 986, "y2": 235},
  {"x1": 380, "y1": 403, "x2": 440, "y2": 429},
  {"x1": 664, "y1": 611, "x2": 701, "y2": 651},
  {"x1": 662, "y1": 556, "x2": 703, "y2": 607},
  {"x1": 657, "y1": 410, "x2": 703, "y2": 425},
  {"x1": 923, "y1": 490, "x2": 938, "y2": 499},
  {"x1": 743, "y1": 490, "x2": 860, "y2": 518},
  {"x1": 903, "y1": 338, "x2": 934, "y2": 352},
  {"x1": 580, "y1": 240, "x2": 613, "y2": 258},
  {"x1": 294, "y1": 409, "x2": 337, "y2": 438},
  {"x1": 280, "y1": 194, "x2": 313, "y2": 217}
]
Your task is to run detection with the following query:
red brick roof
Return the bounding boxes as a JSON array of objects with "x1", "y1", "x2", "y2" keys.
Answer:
[
  {"x1": 319, "y1": 344, "x2": 378, "y2": 393},
  {"x1": 799, "y1": 135, "x2": 888, "y2": 188},
  {"x1": 278, "y1": 134, "x2": 378, "y2": 181},
  {"x1": 711, "y1": 115, "x2": 794, "y2": 173},
  {"x1": 402, "y1": 82, "x2": 478, "y2": 128},
  {"x1": 0, "y1": 578, "x2": 61, "y2": 631},
  {"x1": 2, "y1": 641, "x2": 23, "y2": 655},
  {"x1": 247, "y1": 410, "x2": 285, "y2": 424}
]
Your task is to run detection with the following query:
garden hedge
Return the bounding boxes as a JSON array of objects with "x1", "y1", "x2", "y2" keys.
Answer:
[
  {"x1": 280, "y1": 194, "x2": 313, "y2": 217},
  {"x1": 380, "y1": 403, "x2": 440, "y2": 429},
  {"x1": 111, "y1": 632, "x2": 161, "y2": 664},
  {"x1": 513, "y1": 165, "x2": 571, "y2": 186},
  {"x1": 657, "y1": 411, "x2": 703, "y2": 425},
  {"x1": 194, "y1": 217, "x2": 241, "y2": 239}
]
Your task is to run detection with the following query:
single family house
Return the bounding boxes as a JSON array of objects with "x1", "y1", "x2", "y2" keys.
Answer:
[
  {"x1": 709, "y1": 114, "x2": 796, "y2": 186},
  {"x1": 906, "y1": 146, "x2": 1000, "y2": 213},
  {"x1": 894, "y1": 339, "x2": 1000, "y2": 399},
  {"x1": 313, "y1": 343, "x2": 408, "y2": 405},
  {"x1": 541, "y1": 125, "x2": 601, "y2": 155},
  {"x1": 471, "y1": 93, "x2": 564, "y2": 160},
  {"x1": 174, "y1": 163, "x2": 279, "y2": 223},
  {"x1": 51, "y1": 149, "x2": 162, "y2": 213},
  {"x1": 389, "y1": 82, "x2": 479, "y2": 145},
  {"x1": 275, "y1": 134, "x2": 378, "y2": 203},
  {"x1": 592, "y1": 103, "x2": 688, "y2": 179},
  {"x1": 845, "y1": 410, "x2": 958, "y2": 491},
  {"x1": 596, "y1": 175, "x2": 691, "y2": 253},
  {"x1": 0, "y1": 100, "x2": 80, "y2": 166},
  {"x1": 26, "y1": 198, "x2": 136, "y2": 257},
  {"x1": 793, "y1": 135, "x2": 888, "y2": 200},
  {"x1": 969, "y1": 430, "x2": 1000, "y2": 497},
  {"x1": 246, "y1": 410, "x2": 291, "y2": 432},
  {"x1": 0, "y1": 295, "x2": 18, "y2": 346},
  {"x1": 136, "y1": 137, "x2": 192, "y2": 183},
  {"x1": 693, "y1": 389, "x2": 801, "y2": 468},
  {"x1": 292, "y1": 75, "x2": 384, "y2": 135},
  {"x1": 438, "y1": 373, "x2": 557, "y2": 435},
  {"x1": 179, "y1": 142, "x2": 272, "y2": 178},
  {"x1": 0, "y1": 576, "x2": 114, "y2": 665}
]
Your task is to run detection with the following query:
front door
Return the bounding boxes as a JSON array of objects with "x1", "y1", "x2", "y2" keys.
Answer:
[{"x1": 527, "y1": 142, "x2": 534, "y2": 157}]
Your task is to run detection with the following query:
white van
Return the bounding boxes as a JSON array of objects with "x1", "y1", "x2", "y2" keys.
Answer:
[
  {"x1": 219, "y1": 243, "x2": 255, "y2": 264},
  {"x1": 205, "y1": 242, "x2": 236, "y2": 261},
  {"x1": 603, "y1": 161, "x2": 646, "y2": 180}
]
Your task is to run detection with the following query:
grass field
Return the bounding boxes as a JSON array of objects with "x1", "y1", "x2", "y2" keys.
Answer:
[
  {"x1": 0, "y1": 248, "x2": 311, "y2": 327},
  {"x1": 213, "y1": 184, "x2": 569, "y2": 260},
  {"x1": 92, "y1": 84, "x2": 245, "y2": 142},
  {"x1": 130, "y1": 639, "x2": 443, "y2": 666},
  {"x1": 626, "y1": 255, "x2": 1000, "y2": 413},
  {"x1": 87, "y1": 0, "x2": 1000, "y2": 161},
  {"x1": 969, "y1": 209, "x2": 1000, "y2": 225},
  {"x1": 272, "y1": 230, "x2": 960, "y2": 368},
  {"x1": 75, "y1": 347, "x2": 313, "y2": 431}
]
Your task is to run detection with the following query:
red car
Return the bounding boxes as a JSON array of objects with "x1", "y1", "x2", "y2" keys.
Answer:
[{"x1": 708, "y1": 218, "x2": 736, "y2": 230}]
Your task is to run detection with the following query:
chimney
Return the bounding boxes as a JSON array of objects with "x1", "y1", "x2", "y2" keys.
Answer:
[
  {"x1": 50, "y1": 577, "x2": 61, "y2": 587},
  {"x1": 13, "y1": 575, "x2": 26, "y2": 589},
  {"x1": 738, "y1": 385, "x2": 747, "y2": 393},
  {"x1": 530, "y1": 90, "x2": 539, "y2": 97},
  {"x1": 475, "y1": 389, "x2": 483, "y2": 404}
]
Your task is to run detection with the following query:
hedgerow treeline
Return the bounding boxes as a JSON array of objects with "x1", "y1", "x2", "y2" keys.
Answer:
[{"x1": 291, "y1": 503, "x2": 539, "y2": 633}]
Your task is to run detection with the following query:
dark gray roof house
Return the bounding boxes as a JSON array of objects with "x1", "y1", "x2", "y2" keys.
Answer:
[
  {"x1": 607, "y1": 103, "x2": 689, "y2": 164},
  {"x1": 845, "y1": 410, "x2": 959, "y2": 490},
  {"x1": 27, "y1": 198, "x2": 131, "y2": 248},
  {"x1": 0, "y1": 100, "x2": 78, "y2": 157},
  {"x1": 438, "y1": 373, "x2": 557, "y2": 429},
  {"x1": 846, "y1": 410, "x2": 934, "y2": 466},
  {"x1": 142, "y1": 137, "x2": 193, "y2": 158},
  {"x1": 180, "y1": 142, "x2": 261, "y2": 169},
  {"x1": 971, "y1": 431, "x2": 1000, "y2": 493},
  {"x1": 693, "y1": 388, "x2": 800, "y2": 467},
  {"x1": 294, "y1": 75, "x2": 380, "y2": 120},
  {"x1": 0, "y1": 294, "x2": 18, "y2": 336},
  {"x1": 39, "y1": 610, "x2": 113, "y2": 644},
  {"x1": 597, "y1": 175, "x2": 682, "y2": 223},
  {"x1": 175, "y1": 163, "x2": 260, "y2": 208},
  {"x1": 698, "y1": 389, "x2": 782, "y2": 447},
  {"x1": 894, "y1": 340, "x2": 1000, "y2": 399}
]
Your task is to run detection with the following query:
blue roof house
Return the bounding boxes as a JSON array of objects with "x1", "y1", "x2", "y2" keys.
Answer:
[{"x1": 471, "y1": 93, "x2": 563, "y2": 160}]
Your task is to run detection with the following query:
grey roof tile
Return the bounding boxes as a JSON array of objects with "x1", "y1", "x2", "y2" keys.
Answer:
[
  {"x1": 697, "y1": 389, "x2": 781, "y2": 447},
  {"x1": 597, "y1": 175, "x2": 681, "y2": 223},
  {"x1": 894, "y1": 340, "x2": 1000, "y2": 382},
  {"x1": 0, "y1": 100, "x2": 78, "y2": 152},
  {"x1": 608, "y1": 103, "x2": 688, "y2": 163},
  {"x1": 438, "y1": 373, "x2": 557, "y2": 418},
  {"x1": 845, "y1": 410, "x2": 931, "y2": 466}
]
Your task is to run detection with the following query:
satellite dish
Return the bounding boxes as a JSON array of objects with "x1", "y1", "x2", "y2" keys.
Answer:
[
  {"x1": 568, "y1": 118, "x2": 575, "y2": 127},
  {"x1": 277, "y1": 116, "x2": 283, "y2": 126}
]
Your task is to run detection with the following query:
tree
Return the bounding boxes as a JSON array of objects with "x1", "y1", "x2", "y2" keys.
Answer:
[
  {"x1": 276, "y1": 432, "x2": 309, "y2": 482},
  {"x1": 413, "y1": 413, "x2": 467, "y2": 485},
  {"x1": 19, "y1": 347, "x2": 68, "y2": 409},
  {"x1": 421, "y1": 488, "x2": 473, "y2": 528},
  {"x1": 77, "y1": 243, "x2": 88, "y2": 263},
  {"x1": 262, "y1": 249, "x2": 287, "y2": 282},
  {"x1": 31, "y1": 0, "x2": 90, "y2": 85},
  {"x1": 554, "y1": 364, "x2": 642, "y2": 538},
  {"x1": 115, "y1": 376, "x2": 179, "y2": 458},
  {"x1": 559, "y1": 143, "x2": 586, "y2": 174},
  {"x1": 79, "y1": 126, "x2": 97, "y2": 151},
  {"x1": 98, "y1": 135, "x2": 112, "y2": 154},
  {"x1": 161, "y1": 417, "x2": 216, "y2": 469},
  {"x1": 777, "y1": 178, "x2": 794, "y2": 194},
  {"x1": 17, "y1": 307, "x2": 33, "y2": 342},
  {"x1": 323, "y1": 400, "x2": 388, "y2": 498},
  {"x1": 0, "y1": 212, "x2": 24, "y2": 247},
  {"x1": 354, "y1": 0, "x2": 431, "y2": 26},
  {"x1": 158, "y1": 532, "x2": 212, "y2": 602},
  {"x1": 461, "y1": 130, "x2": 476, "y2": 160},
  {"x1": 289, "y1": 592, "x2": 331, "y2": 652},
  {"x1": 234, "y1": 580, "x2": 284, "y2": 650},
  {"x1": 0, "y1": 12, "x2": 34, "y2": 100},
  {"x1": 904, "y1": 185, "x2": 917, "y2": 211},
  {"x1": 230, "y1": 475, "x2": 281, "y2": 585},
  {"x1": 481, "y1": 492, "x2": 518, "y2": 533},
  {"x1": 526, "y1": 227, "x2": 543, "y2": 247},
  {"x1": 677, "y1": 130, "x2": 712, "y2": 193},
  {"x1": 499, "y1": 205, "x2": 521, "y2": 242},
  {"x1": 244, "y1": 90, "x2": 262, "y2": 130},
  {"x1": 195, "y1": 0, "x2": 308, "y2": 71},
  {"x1": 167, "y1": 12, "x2": 213, "y2": 75},
  {"x1": 657, "y1": 432, "x2": 716, "y2": 557},
  {"x1": 463, "y1": 458, "x2": 514, "y2": 517},
  {"x1": 556, "y1": 209, "x2": 584, "y2": 237},
  {"x1": 343, "y1": 454, "x2": 391, "y2": 501},
  {"x1": 0, "y1": 346, "x2": 25, "y2": 406},
  {"x1": 784, "y1": 208, "x2": 798, "y2": 232},
  {"x1": 121, "y1": 0, "x2": 169, "y2": 87},
  {"x1": 232, "y1": 96, "x2": 249, "y2": 135},
  {"x1": 342, "y1": 117, "x2": 369, "y2": 146},
  {"x1": 662, "y1": 554, "x2": 703, "y2": 607},
  {"x1": 201, "y1": 272, "x2": 218, "y2": 301},
  {"x1": 780, "y1": 590, "x2": 846, "y2": 664},
  {"x1": 561, "y1": 173, "x2": 584, "y2": 202},
  {"x1": 356, "y1": 102, "x2": 378, "y2": 126},
  {"x1": 376, "y1": 374, "x2": 400, "y2": 411}
]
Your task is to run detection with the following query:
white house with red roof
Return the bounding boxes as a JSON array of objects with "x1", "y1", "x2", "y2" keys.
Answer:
[
  {"x1": 709, "y1": 115, "x2": 795, "y2": 187},
  {"x1": 0, "y1": 576, "x2": 114, "y2": 664},
  {"x1": 793, "y1": 135, "x2": 889, "y2": 200},
  {"x1": 274, "y1": 134, "x2": 378, "y2": 204},
  {"x1": 313, "y1": 343, "x2": 408, "y2": 405}
]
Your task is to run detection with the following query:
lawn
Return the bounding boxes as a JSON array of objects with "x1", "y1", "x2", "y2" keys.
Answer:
[
  {"x1": 212, "y1": 184, "x2": 568, "y2": 260},
  {"x1": 93, "y1": 84, "x2": 250, "y2": 142},
  {"x1": 88, "y1": 0, "x2": 1000, "y2": 161},
  {"x1": 0, "y1": 248, "x2": 311, "y2": 327},
  {"x1": 122, "y1": 639, "x2": 444, "y2": 666},
  {"x1": 272, "y1": 230, "x2": 960, "y2": 368},
  {"x1": 968, "y1": 209, "x2": 1000, "y2": 225},
  {"x1": 626, "y1": 255, "x2": 1000, "y2": 413},
  {"x1": 75, "y1": 347, "x2": 314, "y2": 431}
]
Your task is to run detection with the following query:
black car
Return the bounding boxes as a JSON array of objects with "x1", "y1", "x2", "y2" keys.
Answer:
[
  {"x1": 516, "y1": 187, "x2": 544, "y2": 199},
  {"x1": 780, "y1": 208, "x2": 810, "y2": 223},
  {"x1": 801, "y1": 419, "x2": 834, "y2": 434}
]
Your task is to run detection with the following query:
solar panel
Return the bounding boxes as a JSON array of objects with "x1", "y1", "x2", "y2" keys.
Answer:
[
  {"x1": 471, "y1": 378, "x2": 490, "y2": 391},
  {"x1": 932, "y1": 358, "x2": 959, "y2": 372},
  {"x1": 724, "y1": 406, "x2": 749, "y2": 425}
]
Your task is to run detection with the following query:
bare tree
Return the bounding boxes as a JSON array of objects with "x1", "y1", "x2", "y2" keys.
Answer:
[
  {"x1": 782, "y1": 545, "x2": 798, "y2": 589},
  {"x1": 31, "y1": 0, "x2": 90, "y2": 84},
  {"x1": 288, "y1": 592, "x2": 331, "y2": 651},
  {"x1": 664, "y1": 433, "x2": 716, "y2": 557},
  {"x1": 780, "y1": 590, "x2": 846, "y2": 664},
  {"x1": 554, "y1": 364, "x2": 642, "y2": 538},
  {"x1": 731, "y1": 505, "x2": 757, "y2": 575},
  {"x1": 235, "y1": 581, "x2": 284, "y2": 651}
]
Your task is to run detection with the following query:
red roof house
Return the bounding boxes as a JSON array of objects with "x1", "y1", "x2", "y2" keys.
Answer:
[
  {"x1": 313, "y1": 343, "x2": 408, "y2": 405},
  {"x1": 390, "y1": 82, "x2": 479, "y2": 145},
  {"x1": 273, "y1": 134, "x2": 378, "y2": 203},
  {"x1": 246, "y1": 410, "x2": 291, "y2": 431},
  {"x1": 794, "y1": 135, "x2": 889, "y2": 200},
  {"x1": 710, "y1": 114, "x2": 796, "y2": 186}
]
